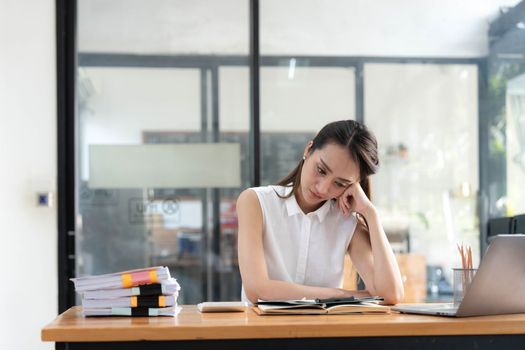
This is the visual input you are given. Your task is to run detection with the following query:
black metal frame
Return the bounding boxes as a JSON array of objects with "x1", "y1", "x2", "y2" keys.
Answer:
[
  {"x1": 210, "y1": 64, "x2": 222, "y2": 300},
  {"x1": 56, "y1": 0, "x2": 77, "y2": 313},
  {"x1": 478, "y1": 57, "x2": 491, "y2": 256},
  {"x1": 57, "y1": 0, "x2": 492, "y2": 313},
  {"x1": 79, "y1": 52, "x2": 481, "y2": 67},
  {"x1": 250, "y1": 0, "x2": 260, "y2": 187},
  {"x1": 199, "y1": 68, "x2": 210, "y2": 300}
]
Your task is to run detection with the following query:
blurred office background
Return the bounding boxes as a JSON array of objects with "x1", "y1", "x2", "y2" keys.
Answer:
[{"x1": 2, "y1": 1, "x2": 525, "y2": 348}]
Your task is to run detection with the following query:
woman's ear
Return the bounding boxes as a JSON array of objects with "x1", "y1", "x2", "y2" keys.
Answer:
[{"x1": 303, "y1": 140, "x2": 314, "y2": 158}]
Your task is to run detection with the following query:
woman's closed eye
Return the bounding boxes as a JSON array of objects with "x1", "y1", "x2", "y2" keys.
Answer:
[
  {"x1": 317, "y1": 165, "x2": 350, "y2": 188},
  {"x1": 316, "y1": 166, "x2": 326, "y2": 176}
]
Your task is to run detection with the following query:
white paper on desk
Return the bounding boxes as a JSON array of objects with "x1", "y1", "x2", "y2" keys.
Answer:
[
  {"x1": 82, "y1": 278, "x2": 180, "y2": 299},
  {"x1": 71, "y1": 266, "x2": 171, "y2": 292},
  {"x1": 82, "y1": 294, "x2": 179, "y2": 308},
  {"x1": 83, "y1": 305, "x2": 181, "y2": 317}
]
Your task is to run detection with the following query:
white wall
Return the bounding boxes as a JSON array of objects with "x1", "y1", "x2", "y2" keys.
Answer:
[{"x1": 0, "y1": 0, "x2": 56, "y2": 349}]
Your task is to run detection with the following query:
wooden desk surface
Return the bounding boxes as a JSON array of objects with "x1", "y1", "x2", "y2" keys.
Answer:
[{"x1": 42, "y1": 306, "x2": 525, "y2": 342}]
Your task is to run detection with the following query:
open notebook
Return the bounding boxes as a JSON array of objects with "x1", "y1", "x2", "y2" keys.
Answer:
[{"x1": 254, "y1": 296, "x2": 389, "y2": 315}]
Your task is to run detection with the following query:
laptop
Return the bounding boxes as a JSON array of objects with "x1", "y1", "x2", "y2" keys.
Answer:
[{"x1": 392, "y1": 235, "x2": 525, "y2": 317}]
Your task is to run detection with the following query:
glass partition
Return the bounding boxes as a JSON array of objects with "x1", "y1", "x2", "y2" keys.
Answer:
[
  {"x1": 365, "y1": 63, "x2": 479, "y2": 301},
  {"x1": 219, "y1": 64, "x2": 356, "y2": 185},
  {"x1": 260, "y1": 65, "x2": 356, "y2": 184},
  {"x1": 76, "y1": 0, "x2": 249, "y2": 303},
  {"x1": 70, "y1": 0, "x2": 497, "y2": 307}
]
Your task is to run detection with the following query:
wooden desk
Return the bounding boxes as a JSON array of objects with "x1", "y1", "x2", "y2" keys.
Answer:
[{"x1": 42, "y1": 306, "x2": 525, "y2": 349}]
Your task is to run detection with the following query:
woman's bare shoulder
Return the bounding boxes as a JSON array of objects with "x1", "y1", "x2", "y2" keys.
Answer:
[
  {"x1": 236, "y1": 188, "x2": 263, "y2": 214},
  {"x1": 237, "y1": 188, "x2": 258, "y2": 204},
  {"x1": 237, "y1": 189, "x2": 264, "y2": 235}
]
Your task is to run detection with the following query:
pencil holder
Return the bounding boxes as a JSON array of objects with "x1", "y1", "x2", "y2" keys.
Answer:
[{"x1": 452, "y1": 268, "x2": 477, "y2": 306}]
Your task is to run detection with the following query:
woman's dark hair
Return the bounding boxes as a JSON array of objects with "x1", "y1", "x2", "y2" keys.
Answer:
[{"x1": 276, "y1": 120, "x2": 379, "y2": 199}]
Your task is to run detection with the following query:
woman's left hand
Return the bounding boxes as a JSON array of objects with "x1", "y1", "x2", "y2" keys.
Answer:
[{"x1": 336, "y1": 182, "x2": 375, "y2": 218}]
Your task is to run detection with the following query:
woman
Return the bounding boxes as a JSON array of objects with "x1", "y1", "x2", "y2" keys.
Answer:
[{"x1": 237, "y1": 120, "x2": 404, "y2": 305}]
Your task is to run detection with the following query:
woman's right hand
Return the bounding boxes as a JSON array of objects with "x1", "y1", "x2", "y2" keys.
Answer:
[{"x1": 336, "y1": 182, "x2": 375, "y2": 219}]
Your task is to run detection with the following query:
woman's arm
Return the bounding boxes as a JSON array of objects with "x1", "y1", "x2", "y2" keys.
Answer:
[
  {"x1": 339, "y1": 185, "x2": 405, "y2": 304},
  {"x1": 237, "y1": 189, "x2": 364, "y2": 304}
]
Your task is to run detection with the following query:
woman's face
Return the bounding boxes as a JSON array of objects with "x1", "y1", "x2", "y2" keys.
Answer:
[{"x1": 299, "y1": 142, "x2": 360, "y2": 210}]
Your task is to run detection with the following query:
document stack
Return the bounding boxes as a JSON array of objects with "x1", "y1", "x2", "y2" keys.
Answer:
[{"x1": 71, "y1": 266, "x2": 181, "y2": 317}]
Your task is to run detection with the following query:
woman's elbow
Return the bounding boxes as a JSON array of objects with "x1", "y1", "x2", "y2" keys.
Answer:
[
  {"x1": 383, "y1": 285, "x2": 404, "y2": 305},
  {"x1": 245, "y1": 290, "x2": 259, "y2": 304},
  {"x1": 244, "y1": 280, "x2": 272, "y2": 303}
]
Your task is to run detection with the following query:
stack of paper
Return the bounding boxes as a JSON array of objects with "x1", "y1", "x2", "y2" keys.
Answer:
[{"x1": 71, "y1": 266, "x2": 181, "y2": 317}]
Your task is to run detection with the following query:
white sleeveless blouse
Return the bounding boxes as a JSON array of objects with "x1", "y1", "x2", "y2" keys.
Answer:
[{"x1": 241, "y1": 185, "x2": 357, "y2": 302}]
